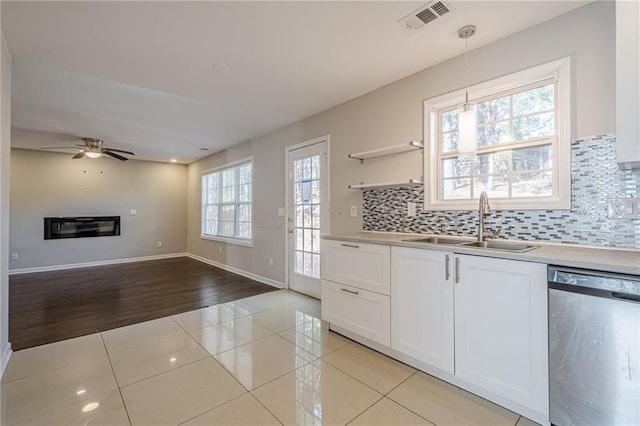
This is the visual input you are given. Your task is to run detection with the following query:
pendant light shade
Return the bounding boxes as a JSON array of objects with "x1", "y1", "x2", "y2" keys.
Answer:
[
  {"x1": 458, "y1": 106, "x2": 477, "y2": 157},
  {"x1": 458, "y1": 25, "x2": 477, "y2": 159}
]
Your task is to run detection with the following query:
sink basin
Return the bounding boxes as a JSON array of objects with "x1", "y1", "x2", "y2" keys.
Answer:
[
  {"x1": 461, "y1": 241, "x2": 537, "y2": 253},
  {"x1": 403, "y1": 237, "x2": 470, "y2": 245}
]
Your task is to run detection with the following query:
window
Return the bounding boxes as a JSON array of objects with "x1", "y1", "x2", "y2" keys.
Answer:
[
  {"x1": 425, "y1": 58, "x2": 571, "y2": 210},
  {"x1": 201, "y1": 158, "x2": 252, "y2": 245}
]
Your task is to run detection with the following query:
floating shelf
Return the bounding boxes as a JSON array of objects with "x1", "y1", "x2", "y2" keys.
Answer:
[
  {"x1": 348, "y1": 179, "x2": 424, "y2": 190},
  {"x1": 348, "y1": 140, "x2": 423, "y2": 162}
]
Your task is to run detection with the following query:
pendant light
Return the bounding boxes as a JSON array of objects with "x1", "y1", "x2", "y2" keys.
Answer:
[{"x1": 457, "y1": 25, "x2": 477, "y2": 159}]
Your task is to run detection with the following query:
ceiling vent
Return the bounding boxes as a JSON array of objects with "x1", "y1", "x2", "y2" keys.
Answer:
[{"x1": 399, "y1": 1, "x2": 452, "y2": 31}]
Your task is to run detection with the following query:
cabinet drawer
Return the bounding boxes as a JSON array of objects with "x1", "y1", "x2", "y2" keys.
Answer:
[
  {"x1": 321, "y1": 240, "x2": 390, "y2": 295},
  {"x1": 321, "y1": 280, "x2": 390, "y2": 346}
]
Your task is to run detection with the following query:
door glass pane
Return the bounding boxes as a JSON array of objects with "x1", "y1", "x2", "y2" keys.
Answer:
[{"x1": 292, "y1": 154, "x2": 322, "y2": 279}]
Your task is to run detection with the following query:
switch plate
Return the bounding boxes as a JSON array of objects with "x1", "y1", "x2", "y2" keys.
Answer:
[
  {"x1": 157, "y1": 241, "x2": 163, "y2": 248},
  {"x1": 269, "y1": 257, "x2": 274, "y2": 266},
  {"x1": 11, "y1": 252, "x2": 18, "y2": 260},
  {"x1": 130, "y1": 209, "x2": 137, "y2": 216},
  {"x1": 407, "y1": 202, "x2": 416, "y2": 217},
  {"x1": 350, "y1": 206, "x2": 357, "y2": 217},
  {"x1": 608, "y1": 197, "x2": 640, "y2": 218}
]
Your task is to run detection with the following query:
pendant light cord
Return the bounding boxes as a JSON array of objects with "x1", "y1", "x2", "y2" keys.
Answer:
[{"x1": 465, "y1": 35, "x2": 469, "y2": 105}]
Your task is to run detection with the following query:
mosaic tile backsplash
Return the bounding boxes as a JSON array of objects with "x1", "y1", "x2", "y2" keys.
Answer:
[{"x1": 363, "y1": 134, "x2": 640, "y2": 249}]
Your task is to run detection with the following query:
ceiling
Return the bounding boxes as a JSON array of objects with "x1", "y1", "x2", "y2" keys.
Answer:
[{"x1": 2, "y1": 1, "x2": 587, "y2": 164}]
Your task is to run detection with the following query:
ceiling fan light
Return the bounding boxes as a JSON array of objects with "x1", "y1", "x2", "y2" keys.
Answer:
[{"x1": 85, "y1": 151, "x2": 102, "y2": 159}]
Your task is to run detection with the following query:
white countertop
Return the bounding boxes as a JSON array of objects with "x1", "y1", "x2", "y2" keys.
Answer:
[{"x1": 323, "y1": 232, "x2": 640, "y2": 276}]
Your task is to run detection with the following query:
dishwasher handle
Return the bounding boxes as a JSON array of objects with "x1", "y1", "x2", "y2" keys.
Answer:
[{"x1": 548, "y1": 266, "x2": 640, "y2": 298}]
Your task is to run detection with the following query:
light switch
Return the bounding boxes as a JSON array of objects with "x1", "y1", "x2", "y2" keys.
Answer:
[
  {"x1": 350, "y1": 206, "x2": 357, "y2": 217},
  {"x1": 130, "y1": 209, "x2": 137, "y2": 216}
]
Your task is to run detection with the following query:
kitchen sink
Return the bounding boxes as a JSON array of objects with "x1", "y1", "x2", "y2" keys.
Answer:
[
  {"x1": 403, "y1": 237, "x2": 471, "y2": 245},
  {"x1": 461, "y1": 241, "x2": 538, "y2": 253}
]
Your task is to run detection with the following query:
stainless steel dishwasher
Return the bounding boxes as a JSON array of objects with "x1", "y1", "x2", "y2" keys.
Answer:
[{"x1": 548, "y1": 266, "x2": 640, "y2": 426}]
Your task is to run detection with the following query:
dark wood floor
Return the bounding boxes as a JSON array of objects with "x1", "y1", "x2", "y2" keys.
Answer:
[{"x1": 9, "y1": 257, "x2": 279, "y2": 350}]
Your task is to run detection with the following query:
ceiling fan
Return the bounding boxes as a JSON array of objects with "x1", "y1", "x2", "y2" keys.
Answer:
[{"x1": 41, "y1": 137, "x2": 135, "y2": 161}]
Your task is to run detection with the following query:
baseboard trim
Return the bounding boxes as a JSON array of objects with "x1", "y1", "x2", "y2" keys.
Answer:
[
  {"x1": 1, "y1": 343, "x2": 12, "y2": 378},
  {"x1": 8, "y1": 253, "x2": 189, "y2": 275},
  {"x1": 187, "y1": 253, "x2": 285, "y2": 289}
]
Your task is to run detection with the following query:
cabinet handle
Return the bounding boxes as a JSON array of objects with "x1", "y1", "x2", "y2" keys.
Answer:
[
  {"x1": 340, "y1": 288, "x2": 359, "y2": 295},
  {"x1": 340, "y1": 243, "x2": 360, "y2": 249},
  {"x1": 455, "y1": 257, "x2": 460, "y2": 284},
  {"x1": 445, "y1": 255, "x2": 450, "y2": 281}
]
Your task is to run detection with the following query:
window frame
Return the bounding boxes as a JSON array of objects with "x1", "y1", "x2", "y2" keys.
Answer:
[
  {"x1": 424, "y1": 57, "x2": 571, "y2": 211},
  {"x1": 201, "y1": 157, "x2": 253, "y2": 247}
]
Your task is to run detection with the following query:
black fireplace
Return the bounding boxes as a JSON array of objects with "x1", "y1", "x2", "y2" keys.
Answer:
[{"x1": 44, "y1": 216, "x2": 121, "y2": 240}]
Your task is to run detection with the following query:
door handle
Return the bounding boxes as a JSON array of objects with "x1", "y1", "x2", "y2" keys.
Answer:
[
  {"x1": 287, "y1": 228, "x2": 293, "y2": 234},
  {"x1": 455, "y1": 257, "x2": 460, "y2": 284},
  {"x1": 340, "y1": 288, "x2": 359, "y2": 295},
  {"x1": 445, "y1": 255, "x2": 450, "y2": 281},
  {"x1": 340, "y1": 243, "x2": 359, "y2": 249}
]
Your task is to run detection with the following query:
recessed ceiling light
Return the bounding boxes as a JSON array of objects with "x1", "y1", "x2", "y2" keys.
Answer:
[
  {"x1": 212, "y1": 63, "x2": 230, "y2": 71},
  {"x1": 170, "y1": 159, "x2": 177, "y2": 163},
  {"x1": 200, "y1": 148, "x2": 209, "y2": 151}
]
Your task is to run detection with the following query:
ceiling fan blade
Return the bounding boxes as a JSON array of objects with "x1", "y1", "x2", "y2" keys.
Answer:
[
  {"x1": 104, "y1": 148, "x2": 135, "y2": 156},
  {"x1": 103, "y1": 151, "x2": 128, "y2": 161},
  {"x1": 72, "y1": 151, "x2": 85, "y2": 159},
  {"x1": 40, "y1": 146, "x2": 79, "y2": 150}
]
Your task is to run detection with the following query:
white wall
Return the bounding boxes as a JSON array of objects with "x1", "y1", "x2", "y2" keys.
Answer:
[
  {"x1": 9, "y1": 149, "x2": 188, "y2": 269},
  {"x1": 0, "y1": 6, "x2": 12, "y2": 371},
  {"x1": 187, "y1": 2, "x2": 615, "y2": 285}
]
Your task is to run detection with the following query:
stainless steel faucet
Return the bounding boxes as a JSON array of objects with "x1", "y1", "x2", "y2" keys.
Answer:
[{"x1": 477, "y1": 191, "x2": 501, "y2": 242}]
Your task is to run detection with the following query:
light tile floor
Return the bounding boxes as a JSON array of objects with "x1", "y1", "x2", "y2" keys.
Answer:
[{"x1": 0, "y1": 289, "x2": 541, "y2": 425}]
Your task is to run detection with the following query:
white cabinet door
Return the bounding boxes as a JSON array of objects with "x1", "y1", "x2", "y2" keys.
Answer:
[
  {"x1": 321, "y1": 240, "x2": 390, "y2": 295},
  {"x1": 391, "y1": 247, "x2": 454, "y2": 373},
  {"x1": 321, "y1": 280, "x2": 390, "y2": 346},
  {"x1": 616, "y1": 0, "x2": 640, "y2": 169},
  {"x1": 454, "y1": 255, "x2": 548, "y2": 415}
]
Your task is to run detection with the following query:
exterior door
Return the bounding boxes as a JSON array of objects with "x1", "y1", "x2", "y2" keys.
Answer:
[{"x1": 286, "y1": 138, "x2": 328, "y2": 299}]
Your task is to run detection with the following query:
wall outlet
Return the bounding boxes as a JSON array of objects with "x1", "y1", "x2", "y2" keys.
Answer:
[
  {"x1": 350, "y1": 205, "x2": 357, "y2": 217},
  {"x1": 11, "y1": 252, "x2": 18, "y2": 260},
  {"x1": 218, "y1": 246, "x2": 223, "y2": 254},
  {"x1": 608, "y1": 197, "x2": 640, "y2": 218},
  {"x1": 129, "y1": 208, "x2": 137, "y2": 216},
  {"x1": 269, "y1": 257, "x2": 274, "y2": 266},
  {"x1": 407, "y1": 202, "x2": 416, "y2": 217},
  {"x1": 156, "y1": 240, "x2": 163, "y2": 248}
]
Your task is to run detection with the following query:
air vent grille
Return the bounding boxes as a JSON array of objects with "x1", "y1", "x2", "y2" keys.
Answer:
[
  {"x1": 399, "y1": 1, "x2": 452, "y2": 31},
  {"x1": 431, "y1": 1, "x2": 450, "y2": 16},
  {"x1": 416, "y1": 8, "x2": 437, "y2": 25}
]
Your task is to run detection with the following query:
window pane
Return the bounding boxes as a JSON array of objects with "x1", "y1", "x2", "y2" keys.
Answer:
[
  {"x1": 442, "y1": 110, "x2": 458, "y2": 132},
  {"x1": 295, "y1": 251, "x2": 304, "y2": 274},
  {"x1": 442, "y1": 158, "x2": 471, "y2": 178},
  {"x1": 476, "y1": 151, "x2": 509, "y2": 175},
  {"x1": 238, "y1": 222, "x2": 251, "y2": 239},
  {"x1": 513, "y1": 84, "x2": 554, "y2": 116},
  {"x1": 302, "y1": 180, "x2": 311, "y2": 204},
  {"x1": 472, "y1": 175, "x2": 510, "y2": 198},
  {"x1": 303, "y1": 229, "x2": 312, "y2": 252},
  {"x1": 238, "y1": 204, "x2": 251, "y2": 222},
  {"x1": 295, "y1": 159, "x2": 303, "y2": 182},
  {"x1": 312, "y1": 205, "x2": 320, "y2": 229},
  {"x1": 512, "y1": 171, "x2": 552, "y2": 197},
  {"x1": 442, "y1": 177, "x2": 471, "y2": 199},
  {"x1": 222, "y1": 185, "x2": 236, "y2": 203},
  {"x1": 442, "y1": 131, "x2": 458, "y2": 153},
  {"x1": 296, "y1": 205, "x2": 304, "y2": 228},
  {"x1": 221, "y1": 205, "x2": 235, "y2": 221},
  {"x1": 238, "y1": 183, "x2": 251, "y2": 202},
  {"x1": 295, "y1": 229, "x2": 303, "y2": 251},
  {"x1": 477, "y1": 121, "x2": 511, "y2": 147},
  {"x1": 311, "y1": 156, "x2": 319, "y2": 180},
  {"x1": 311, "y1": 180, "x2": 320, "y2": 204},
  {"x1": 295, "y1": 182, "x2": 303, "y2": 204},
  {"x1": 238, "y1": 164, "x2": 251, "y2": 184},
  {"x1": 303, "y1": 205, "x2": 312, "y2": 228},
  {"x1": 219, "y1": 221, "x2": 234, "y2": 236},
  {"x1": 513, "y1": 145, "x2": 552, "y2": 172},
  {"x1": 477, "y1": 95, "x2": 510, "y2": 124},
  {"x1": 513, "y1": 112, "x2": 554, "y2": 141},
  {"x1": 303, "y1": 158, "x2": 311, "y2": 180}
]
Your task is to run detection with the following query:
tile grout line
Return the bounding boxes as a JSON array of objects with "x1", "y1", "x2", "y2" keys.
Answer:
[{"x1": 100, "y1": 332, "x2": 133, "y2": 426}]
